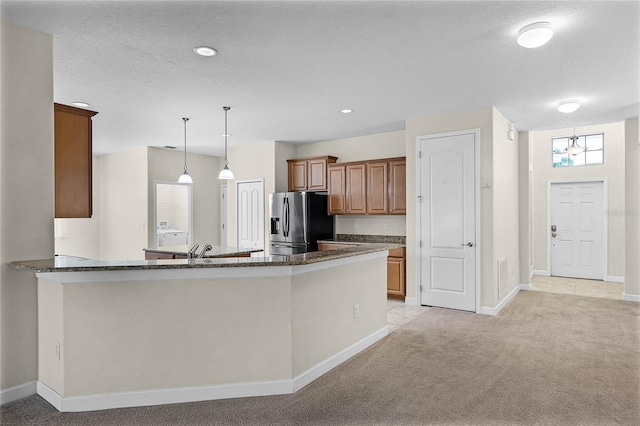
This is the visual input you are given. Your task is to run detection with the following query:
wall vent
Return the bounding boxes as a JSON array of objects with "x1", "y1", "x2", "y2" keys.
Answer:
[{"x1": 498, "y1": 257, "x2": 509, "y2": 299}]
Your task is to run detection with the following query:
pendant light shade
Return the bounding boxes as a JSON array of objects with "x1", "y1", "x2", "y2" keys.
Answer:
[
  {"x1": 178, "y1": 117, "x2": 193, "y2": 183},
  {"x1": 566, "y1": 129, "x2": 586, "y2": 156},
  {"x1": 218, "y1": 106, "x2": 235, "y2": 180}
]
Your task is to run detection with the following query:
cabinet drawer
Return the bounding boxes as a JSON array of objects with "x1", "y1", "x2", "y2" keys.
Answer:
[
  {"x1": 318, "y1": 243, "x2": 353, "y2": 251},
  {"x1": 388, "y1": 247, "x2": 405, "y2": 258}
]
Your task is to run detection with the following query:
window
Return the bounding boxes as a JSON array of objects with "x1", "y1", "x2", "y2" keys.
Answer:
[{"x1": 552, "y1": 133, "x2": 604, "y2": 167}]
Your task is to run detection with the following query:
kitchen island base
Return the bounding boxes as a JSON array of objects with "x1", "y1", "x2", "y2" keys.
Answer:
[{"x1": 35, "y1": 252, "x2": 388, "y2": 412}]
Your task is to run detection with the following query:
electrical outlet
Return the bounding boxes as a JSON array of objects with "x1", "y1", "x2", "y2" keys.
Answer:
[
  {"x1": 354, "y1": 304, "x2": 359, "y2": 319},
  {"x1": 55, "y1": 341, "x2": 60, "y2": 360}
]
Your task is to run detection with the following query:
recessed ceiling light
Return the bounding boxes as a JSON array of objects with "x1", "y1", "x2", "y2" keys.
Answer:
[
  {"x1": 557, "y1": 101, "x2": 581, "y2": 113},
  {"x1": 517, "y1": 22, "x2": 553, "y2": 48},
  {"x1": 72, "y1": 101, "x2": 90, "y2": 107},
  {"x1": 193, "y1": 46, "x2": 217, "y2": 57},
  {"x1": 340, "y1": 109, "x2": 353, "y2": 114}
]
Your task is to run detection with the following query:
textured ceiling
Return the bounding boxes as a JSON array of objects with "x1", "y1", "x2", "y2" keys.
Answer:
[{"x1": 2, "y1": 1, "x2": 639, "y2": 157}]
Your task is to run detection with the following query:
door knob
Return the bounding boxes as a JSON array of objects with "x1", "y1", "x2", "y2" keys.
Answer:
[
  {"x1": 461, "y1": 242, "x2": 474, "y2": 247},
  {"x1": 551, "y1": 225, "x2": 557, "y2": 232}
]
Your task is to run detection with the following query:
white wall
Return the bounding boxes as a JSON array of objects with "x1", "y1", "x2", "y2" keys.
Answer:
[
  {"x1": 99, "y1": 147, "x2": 148, "y2": 260},
  {"x1": 1, "y1": 20, "x2": 54, "y2": 393},
  {"x1": 54, "y1": 156, "x2": 101, "y2": 259},
  {"x1": 275, "y1": 141, "x2": 297, "y2": 193},
  {"x1": 295, "y1": 130, "x2": 407, "y2": 236},
  {"x1": 530, "y1": 122, "x2": 626, "y2": 279},
  {"x1": 147, "y1": 147, "x2": 220, "y2": 247},
  {"x1": 625, "y1": 118, "x2": 639, "y2": 297},
  {"x1": 518, "y1": 131, "x2": 534, "y2": 284}
]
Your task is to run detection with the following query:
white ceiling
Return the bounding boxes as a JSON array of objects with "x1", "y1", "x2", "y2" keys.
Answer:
[{"x1": 2, "y1": 1, "x2": 639, "y2": 157}]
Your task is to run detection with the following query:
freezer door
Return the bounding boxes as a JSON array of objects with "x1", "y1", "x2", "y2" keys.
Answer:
[
  {"x1": 269, "y1": 192, "x2": 286, "y2": 243},
  {"x1": 286, "y1": 192, "x2": 307, "y2": 244},
  {"x1": 270, "y1": 241, "x2": 308, "y2": 255}
]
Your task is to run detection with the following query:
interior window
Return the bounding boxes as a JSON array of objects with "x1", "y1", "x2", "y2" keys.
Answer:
[{"x1": 552, "y1": 133, "x2": 604, "y2": 168}]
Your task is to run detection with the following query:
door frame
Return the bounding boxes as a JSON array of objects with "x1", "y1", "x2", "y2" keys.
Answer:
[
  {"x1": 220, "y1": 183, "x2": 227, "y2": 246},
  {"x1": 235, "y1": 178, "x2": 265, "y2": 253},
  {"x1": 416, "y1": 128, "x2": 481, "y2": 312},
  {"x1": 546, "y1": 178, "x2": 608, "y2": 279},
  {"x1": 152, "y1": 180, "x2": 193, "y2": 248}
]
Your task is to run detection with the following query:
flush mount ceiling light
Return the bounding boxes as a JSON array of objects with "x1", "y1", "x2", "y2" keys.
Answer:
[
  {"x1": 557, "y1": 101, "x2": 581, "y2": 113},
  {"x1": 193, "y1": 46, "x2": 217, "y2": 57},
  {"x1": 178, "y1": 117, "x2": 193, "y2": 183},
  {"x1": 517, "y1": 22, "x2": 553, "y2": 48},
  {"x1": 340, "y1": 109, "x2": 353, "y2": 114},
  {"x1": 72, "y1": 101, "x2": 90, "y2": 107},
  {"x1": 218, "y1": 106, "x2": 235, "y2": 180}
]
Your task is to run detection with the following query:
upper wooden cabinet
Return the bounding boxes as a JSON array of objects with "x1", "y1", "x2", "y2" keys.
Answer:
[
  {"x1": 54, "y1": 103, "x2": 98, "y2": 218},
  {"x1": 287, "y1": 156, "x2": 338, "y2": 192},
  {"x1": 328, "y1": 157, "x2": 406, "y2": 216}
]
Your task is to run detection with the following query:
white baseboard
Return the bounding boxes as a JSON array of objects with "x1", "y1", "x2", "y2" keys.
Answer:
[
  {"x1": 0, "y1": 381, "x2": 36, "y2": 405},
  {"x1": 404, "y1": 296, "x2": 419, "y2": 306},
  {"x1": 530, "y1": 269, "x2": 535, "y2": 279},
  {"x1": 292, "y1": 326, "x2": 388, "y2": 392},
  {"x1": 606, "y1": 275, "x2": 625, "y2": 283},
  {"x1": 532, "y1": 270, "x2": 550, "y2": 277},
  {"x1": 38, "y1": 326, "x2": 389, "y2": 412},
  {"x1": 622, "y1": 293, "x2": 640, "y2": 303},
  {"x1": 478, "y1": 285, "x2": 521, "y2": 316},
  {"x1": 519, "y1": 283, "x2": 532, "y2": 291}
]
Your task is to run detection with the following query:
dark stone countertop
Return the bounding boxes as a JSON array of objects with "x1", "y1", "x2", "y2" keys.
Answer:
[
  {"x1": 144, "y1": 244, "x2": 263, "y2": 257},
  {"x1": 10, "y1": 243, "x2": 400, "y2": 273},
  {"x1": 320, "y1": 234, "x2": 406, "y2": 245}
]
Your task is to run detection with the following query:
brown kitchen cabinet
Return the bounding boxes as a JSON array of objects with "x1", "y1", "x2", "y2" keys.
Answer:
[
  {"x1": 387, "y1": 247, "x2": 406, "y2": 299},
  {"x1": 54, "y1": 103, "x2": 98, "y2": 218},
  {"x1": 389, "y1": 158, "x2": 406, "y2": 214},
  {"x1": 328, "y1": 157, "x2": 406, "y2": 216},
  {"x1": 287, "y1": 156, "x2": 338, "y2": 192}
]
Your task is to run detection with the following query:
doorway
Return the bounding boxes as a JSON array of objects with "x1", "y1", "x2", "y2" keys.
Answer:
[
  {"x1": 548, "y1": 180, "x2": 606, "y2": 280},
  {"x1": 417, "y1": 129, "x2": 480, "y2": 312},
  {"x1": 236, "y1": 179, "x2": 264, "y2": 251},
  {"x1": 153, "y1": 181, "x2": 193, "y2": 248}
]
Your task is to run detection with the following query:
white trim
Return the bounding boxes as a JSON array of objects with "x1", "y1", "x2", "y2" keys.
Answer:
[
  {"x1": 519, "y1": 283, "x2": 532, "y2": 291},
  {"x1": 0, "y1": 381, "x2": 36, "y2": 405},
  {"x1": 415, "y1": 128, "x2": 481, "y2": 313},
  {"x1": 37, "y1": 326, "x2": 388, "y2": 412},
  {"x1": 478, "y1": 284, "x2": 521, "y2": 316},
  {"x1": 292, "y1": 326, "x2": 388, "y2": 392},
  {"x1": 546, "y1": 178, "x2": 608, "y2": 280},
  {"x1": 605, "y1": 275, "x2": 624, "y2": 283},
  {"x1": 533, "y1": 269, "x2": 550, "y2": 277},
  {"x1": 622, "y1": 293, "x2": 640, "y2": 303},
  {"x1": 404, "y1": 296, "x2": 419, "y2": 306},
  {"x1": 36, "y1": 251, "x2": 388, "y2": 284},
  {"x1": 530, "y1": 269, "x2": 535, "y2": 279}
]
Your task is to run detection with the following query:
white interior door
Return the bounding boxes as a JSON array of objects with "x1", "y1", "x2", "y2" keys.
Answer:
[
  {"x1": 550, "y1": 181, "x2": 604, "y2": 280},
  {"x1": 237, "y1": 180, "x2": 264, "y2": 250},
  {"x1": 418, "y1": 131, "x2": 477, "y2": 312}
]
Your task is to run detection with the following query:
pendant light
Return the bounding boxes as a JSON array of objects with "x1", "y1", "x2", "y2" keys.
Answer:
[
  {"x1": 178, "y1": 117, "x2": 193, "y2": 183},
  {"x1": 566, "y1": 128, "x2": 586, "y2": 156},
  {"x1": 218, "y1": 106, "x2": 235, "y2": 180}
]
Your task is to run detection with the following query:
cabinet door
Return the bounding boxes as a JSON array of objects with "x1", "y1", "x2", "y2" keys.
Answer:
[
  {"x1": 346, "y1": 163, "x2": 366, "y2": 215},
  {"x1": 288, "y1": 160, "x2": 307, "y2": 192},
  {"x1": 367, "y1": 161, "x2": 388, "y2": 214},
  {"x1": 387, "y1": 256, "x2": 406, "y2": 298},
  {"x1": 307, "y1": 157, "x2": 328, "y2": 191},
  {"x1": 328, "y1": 165, "x2": 346, "y2": 215},
  {"x1": 389, "y1": 159, "x2": 406, "y2": 214},
  {"x1": 54, "y1": 103, "x2": 97, "y2": 218},
  {"x1": 318, "y1": 243, "x2": 352, "y2": 251}
]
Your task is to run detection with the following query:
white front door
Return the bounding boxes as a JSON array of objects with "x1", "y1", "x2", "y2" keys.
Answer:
[
  {"x1": 237, "y1": 180, "x2": 264, "y2": 250},
  {"x1": 418, "y1": 131, "x2": 477, "y2": 312},
  {"x1": 550, "y1": 181, "x2": 604, "y2": 280}
]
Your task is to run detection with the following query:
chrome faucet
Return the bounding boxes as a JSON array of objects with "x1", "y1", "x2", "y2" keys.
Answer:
[
  {"x1": 187, "y1": 244, "x2": 199, "y2": 259},
  {"x1": 197, "y1": 244, "x2": 213, "y2": 258}
]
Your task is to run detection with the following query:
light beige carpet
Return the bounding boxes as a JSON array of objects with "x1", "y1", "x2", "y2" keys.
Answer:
[{"x1": 2, "y1": 290, "x2": 639, "y2": 425}]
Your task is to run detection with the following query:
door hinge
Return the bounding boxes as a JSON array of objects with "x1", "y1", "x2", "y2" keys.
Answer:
[
  {"x1": 418, "y1": 151, "x2": 422, "y2": 158},
  {"x1": 417, "y1": 195, "x2": 422, "y2": 202},
  {"x1": 419, "y1": 241, "x2": 423, "y2": 248}
]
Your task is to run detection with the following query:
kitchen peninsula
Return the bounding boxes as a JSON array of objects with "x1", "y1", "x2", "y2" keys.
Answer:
[{"x1": 11, "y1": 244, "x2": 395, "y2": 412}]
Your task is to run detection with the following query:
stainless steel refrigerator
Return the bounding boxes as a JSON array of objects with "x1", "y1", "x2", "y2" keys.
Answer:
[{"x1": 269, "y1": 192, "x2": 334, "y2": 255}]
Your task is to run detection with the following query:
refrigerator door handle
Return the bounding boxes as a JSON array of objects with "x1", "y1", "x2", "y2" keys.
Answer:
[{"x1": 283, "y1": 197, "x2": 289, "y2": 237}]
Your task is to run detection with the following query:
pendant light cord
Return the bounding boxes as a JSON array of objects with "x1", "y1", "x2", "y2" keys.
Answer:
[
  {"x1": 183, "y1": 117, "x2": 189, "y2": 173},
  {"x1": 223, "y1": 106, "x2": 230, "y2": 165}
]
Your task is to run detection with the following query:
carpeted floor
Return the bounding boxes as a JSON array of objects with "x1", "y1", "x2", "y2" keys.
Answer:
[{"x1": 2, "y1": 290, "x2": 639, "y2": 425}]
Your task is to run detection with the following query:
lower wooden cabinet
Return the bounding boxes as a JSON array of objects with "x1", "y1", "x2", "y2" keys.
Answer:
[{"x1": 387, "y1": 247, "x2": 406, "y2": 300}]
